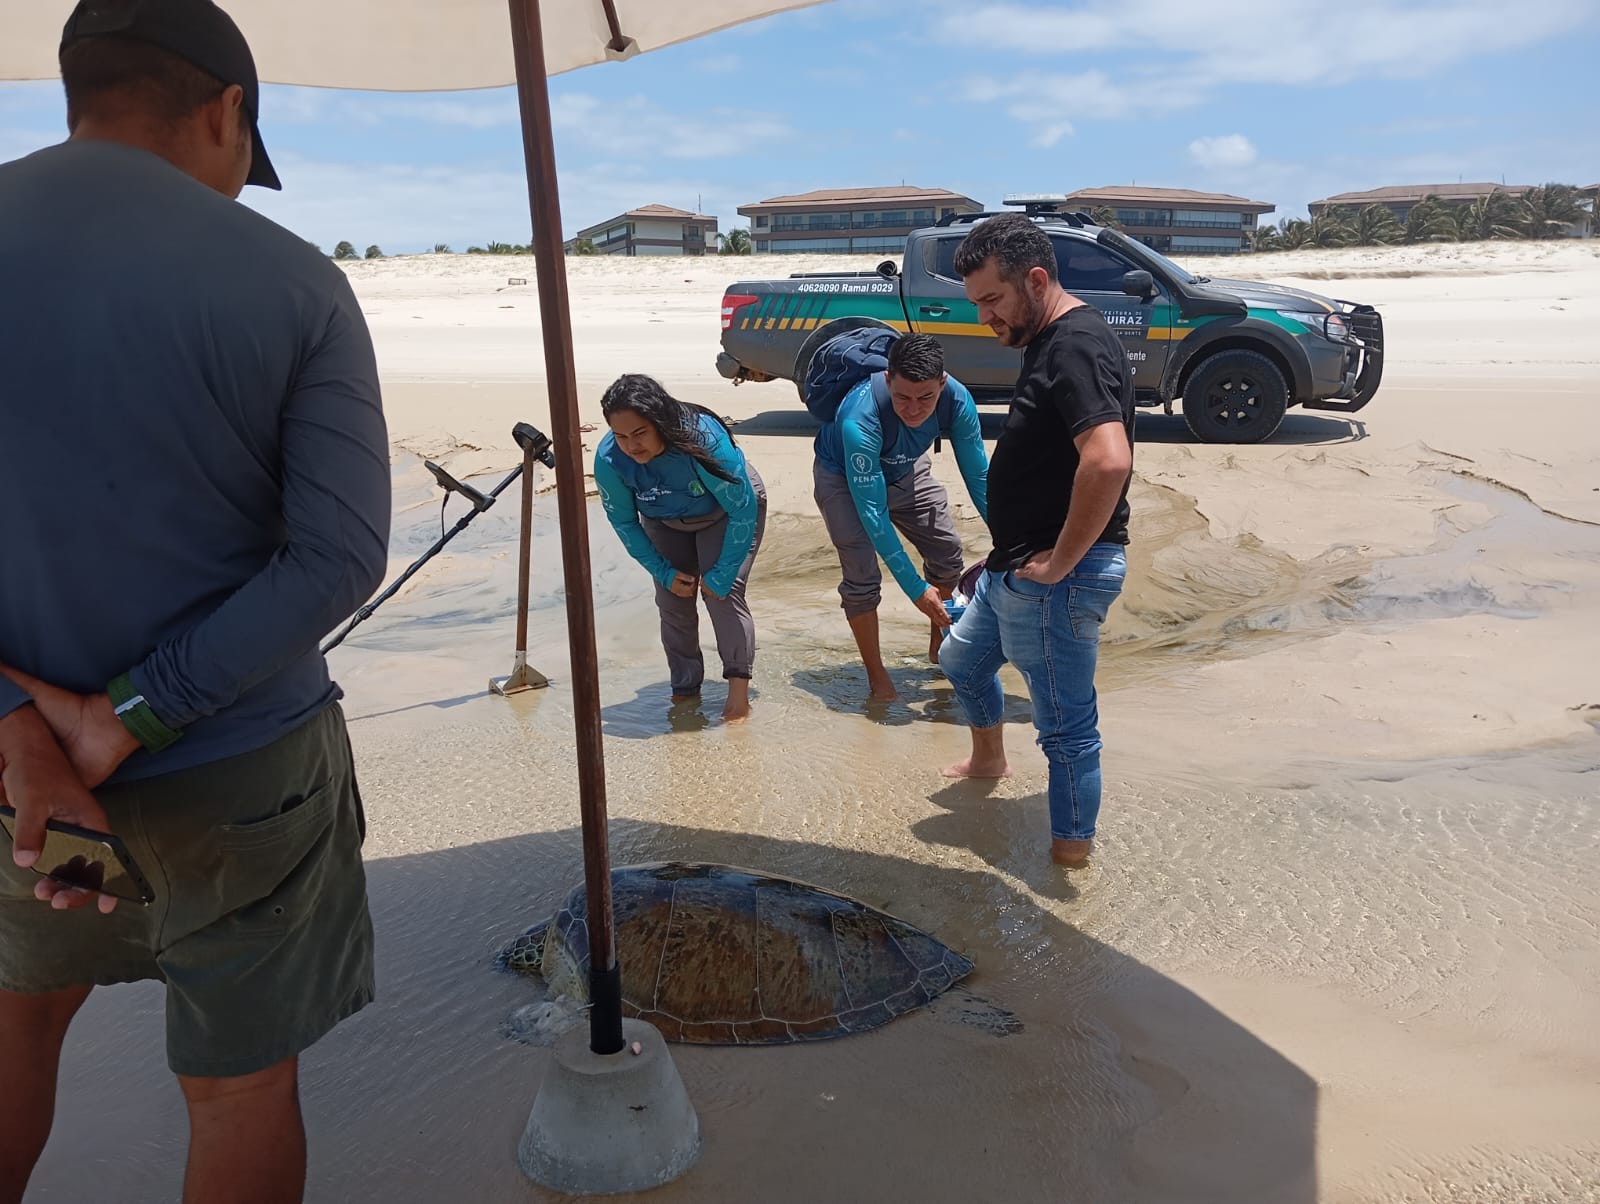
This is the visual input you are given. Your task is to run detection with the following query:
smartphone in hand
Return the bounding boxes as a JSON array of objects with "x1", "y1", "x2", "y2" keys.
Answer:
[{"x1": 0, "y1": 805, "x2": 155, "y2": 905}]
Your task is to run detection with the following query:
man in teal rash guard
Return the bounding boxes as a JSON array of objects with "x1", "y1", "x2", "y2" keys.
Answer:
[{"x1": 812, "y1": 334, "x2": 989, "y2": 701}]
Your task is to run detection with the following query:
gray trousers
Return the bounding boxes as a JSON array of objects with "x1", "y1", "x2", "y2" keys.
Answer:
[
  {"x1": 639, "y1": 467, "x2": 767, "y2": 694},
  {"x1": 813, "y1": 456, "x2": 965, "y2": 619}
]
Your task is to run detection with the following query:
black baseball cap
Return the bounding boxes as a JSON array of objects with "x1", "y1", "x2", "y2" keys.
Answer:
[{"x1": 60, "y1": 0, "x2": 281, "y2": 190}]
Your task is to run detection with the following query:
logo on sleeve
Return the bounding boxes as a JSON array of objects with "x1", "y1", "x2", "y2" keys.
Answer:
[{"x1": 850, "y1": 452, "x2": 874, "y2": 476}]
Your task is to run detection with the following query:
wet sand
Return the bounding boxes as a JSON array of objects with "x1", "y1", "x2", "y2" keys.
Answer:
[{"x1": 25, "y1": 242, "x2": 1600, "y2": 1202}]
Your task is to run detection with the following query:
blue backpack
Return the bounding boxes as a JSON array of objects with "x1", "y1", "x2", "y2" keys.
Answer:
[{"x1": 802, "y1": 327, "x2": 957, "y2": 448}]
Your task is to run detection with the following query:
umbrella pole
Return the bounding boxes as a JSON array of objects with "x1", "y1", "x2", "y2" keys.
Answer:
[{"x1": 507, "y1": 0, "x2": 622, "y2": 1059}]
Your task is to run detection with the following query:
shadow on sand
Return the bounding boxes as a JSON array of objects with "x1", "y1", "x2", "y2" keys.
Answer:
[
  {"x1": 787, "y1": 663, "x2": 1032, "y2": 730},
  {"x1": 38, "y1": 821, "x2": 1317, "y2": 1203}
]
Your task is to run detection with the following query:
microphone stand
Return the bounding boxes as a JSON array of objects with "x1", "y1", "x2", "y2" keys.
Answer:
[
  {"x1": 491, "y1": 421, "x2": 558, "y2": 694},
  {"x1": 321, "y1": 423, "x2": 557, "y2": 667}
]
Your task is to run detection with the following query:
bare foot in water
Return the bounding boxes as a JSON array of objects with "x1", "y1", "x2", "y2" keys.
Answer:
[
  {"x1": 866, "y1": 671, "x2": 898, "y2": 702},
  {"x1": 942, "y1": 756, "x2": 1010, "y2": 779},
  {"x1": 943, "y1": 724, "x2": 1008, "y2": 778},
  {"x1": 722, "y1": 679, "x2": 751, "y2": 724},
  {"x1": 928, "y1": 625, "x2": 944, "y2": 665},
  {"x1": 1050, "y1": 838, "x2": 1093, "y2": 868}
]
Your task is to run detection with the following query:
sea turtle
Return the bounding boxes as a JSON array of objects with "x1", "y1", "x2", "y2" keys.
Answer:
[{"x1": 499, "y1": 862, "x2": 979, "y2": 1045}]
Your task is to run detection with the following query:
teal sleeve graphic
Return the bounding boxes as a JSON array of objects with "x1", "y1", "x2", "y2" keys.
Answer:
[
  {"x1": 948, "y1": 380, "x2": 989, "y2": 524},
  {"x1": 593, "y1": 451, "x2": 677, "y2": 588},
  {"x1": 840, "y1": 398, "x2": 927, "y2": 602},
  {"x1": 698, "y1": 423, "x2": 758, "y2": 596}
]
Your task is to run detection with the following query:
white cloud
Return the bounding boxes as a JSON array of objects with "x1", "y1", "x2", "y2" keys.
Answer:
[
  {"x1": 264, "y1": 85, "x2": 518, "y2": 129},
  {"x1": 939, "y1": 0, "x2": 1590, "y2": 143},
  {"x1": 550, "y1": 93, "x2": 791, "y2": 161},
  {"x1": 692, "y1": 54, "x2": 744, "y2": 75},
  {"x1": 1188, "y1": 134, "x2": 1257, "y2": 169},
  {"x1": 402, "y1": 98, "x2": 520, "y2": 130},
  {"x1": 938, "y1": 0, "x2": 1584, "y2": 77},
  {"x1": 243, "y1": 153, "x2": 748, "y2": 252},
  {"x1": 243, "y1": 156, "x2": 528, "y2": 251},
  {"x1": 966, "y1": 69, "x2": 1181, "y2": 125},
  {"x1": 1031, "y1": 121, "x2": 1075, "y2": 149}
]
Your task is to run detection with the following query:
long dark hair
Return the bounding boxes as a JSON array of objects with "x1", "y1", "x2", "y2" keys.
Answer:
[{"x1": 600, "y1": 374, "x2": 740, "y2": 484}]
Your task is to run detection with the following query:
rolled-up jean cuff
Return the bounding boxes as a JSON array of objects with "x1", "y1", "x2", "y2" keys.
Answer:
[
  {"x1": 840, "y1": 593, "x2": 881, "y2": 619},
  {"x1": 952, "y1": 686, "x2": 1003, "y2": 730}
]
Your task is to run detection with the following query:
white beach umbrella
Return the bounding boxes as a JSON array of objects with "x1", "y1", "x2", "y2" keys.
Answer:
[
  {"x1": 1, "y1": 0, "x2": 830, "y2": 1065},
  {"x1": 3, "y1": 1, "x2": 826, "y2": 86}
]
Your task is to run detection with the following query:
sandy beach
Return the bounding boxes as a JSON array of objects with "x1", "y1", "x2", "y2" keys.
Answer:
[{"x1": 27, "y1": 239, "x2": 1600, "y2": 1203}]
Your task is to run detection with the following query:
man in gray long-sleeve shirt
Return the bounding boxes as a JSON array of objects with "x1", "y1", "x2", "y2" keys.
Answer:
[{"x1": 0, "y1": 4, "x2": 390, "y2": 1200}]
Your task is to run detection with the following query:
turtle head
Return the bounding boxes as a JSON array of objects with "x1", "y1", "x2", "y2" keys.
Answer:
[{"x1": 500, "y1": 922, "x2": 549, "y2": 977}]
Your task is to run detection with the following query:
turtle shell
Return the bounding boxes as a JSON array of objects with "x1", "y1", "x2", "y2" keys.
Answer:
[{"x1": 507, "y1": 862, "x2": 975, "y2": 1045}]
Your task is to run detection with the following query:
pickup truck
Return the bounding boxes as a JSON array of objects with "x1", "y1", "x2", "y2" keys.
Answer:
[{"x1": 716, "y1": 205, "x2": 1384, "y2": 443}]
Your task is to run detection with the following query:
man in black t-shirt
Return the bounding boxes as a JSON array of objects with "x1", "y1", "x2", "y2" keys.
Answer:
[{"x1": 938, "y1": 213, "x2": 1135, "y2": 869}]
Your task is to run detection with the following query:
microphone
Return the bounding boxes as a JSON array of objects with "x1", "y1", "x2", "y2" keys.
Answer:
[{"x1": 512, "y1": 422, "x2": 558, "y2": 469}]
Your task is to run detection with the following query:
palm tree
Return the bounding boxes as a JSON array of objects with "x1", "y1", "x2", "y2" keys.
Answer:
[
  {"x1": 1520, "y1": 183, "x2": 1586, "y2": 240},
  {"x1": 1352, "y1": 204, "x2": 1404, "y2": 246},
  {"x1": 1403, "y1": 196, "x2": 1459, "y2": 243},
  {"x1": 717, "y1": 228, "x2": 753, "y2": 255},
  {"x1": 1308, "y1": 209, "x2": 1357, "y2": 248},
  {"x1": 433, "y1": 243, "x2": 452, "y2": 254},
  {"x1": 1454, "y1": 189, "x2": 1523, "y2": 241},
  {"x1": 332, "y1": 240, "x2": 358, "y2": 260},
  {"x1": 1277, "y1": 218, "x2": 1313, "y2": 251},
  {"x1": 572, "y1": 237, "x2": 600, "y2": 256},
  {"x1": 1252, "y1": 224, "x2": 1282, "y2": 252},
  {"x1": 1087, "y1": 206, "x2": 1122, "y2": 230},
  {"x1": 364, "y1": 245, "x2": 384, "y2": 260}
]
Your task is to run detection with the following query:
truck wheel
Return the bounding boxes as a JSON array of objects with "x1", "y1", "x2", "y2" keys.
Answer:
[
  {"x1": 792, "y1": 316, "x2": 898, "y2": 407},
  {"x1": 1181, "y1": 350, "x2": 1289, "y2": 444}
]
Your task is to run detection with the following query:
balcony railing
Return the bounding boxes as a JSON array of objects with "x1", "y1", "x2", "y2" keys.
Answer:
[
  {"x1": 1117, "y1": 213, "x2": 1251, "y2": 229},
  {"x1": 770, "y1": 210, "x2": 937, "y2": 232}
]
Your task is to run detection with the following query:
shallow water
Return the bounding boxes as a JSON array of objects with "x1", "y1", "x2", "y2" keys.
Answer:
[{"x1": 25, "y1": 458, "x2": 1600, "y2": 1203}]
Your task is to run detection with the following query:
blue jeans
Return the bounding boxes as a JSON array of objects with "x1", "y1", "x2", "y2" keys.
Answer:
[{"x1": 939, "y1": 543, "x2": 1127, "y2": 841}]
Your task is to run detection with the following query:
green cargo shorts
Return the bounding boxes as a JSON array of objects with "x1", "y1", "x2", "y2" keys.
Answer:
[{"x1": 0, "y1": 703, "x2": 374, "y2": 1078}]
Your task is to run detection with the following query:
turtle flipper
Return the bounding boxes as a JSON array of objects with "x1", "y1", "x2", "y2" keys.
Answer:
[
  {"x1": 929, "y1": 989, "x2": 1024, "y2": 1037},
  {"x1": 504, "y1": 998, "x2": 585, "y2": 1047}
]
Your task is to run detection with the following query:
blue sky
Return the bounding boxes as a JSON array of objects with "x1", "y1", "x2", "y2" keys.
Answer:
[{"x1": 3, "y1": 0, "x2": 1596, "y2": 253}]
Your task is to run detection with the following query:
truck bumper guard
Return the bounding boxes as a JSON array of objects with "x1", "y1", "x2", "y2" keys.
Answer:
[{"x1": 1303, "y1": 304, "x2": 1384, "y2": 413}]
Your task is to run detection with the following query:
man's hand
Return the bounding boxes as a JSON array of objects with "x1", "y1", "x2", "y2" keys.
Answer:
[
  {"x1": 0, "y1": 664, "x2": 140, "y2": 789},
  {"x1": 700, "y1": 580, "x2": 727, "y2": 602},
  {"x1": 913, "y1": 586, "x2": 953, "y2": 628},
  {"x1": 0, "y1": 705, "x2": 120, "y2": 914},
  {"x1": 1014, "y1": 550, "x2": 1073, "y2": 586},
  {"x1": 668, "y1": 571, "x2": 697, "y2": 599}
]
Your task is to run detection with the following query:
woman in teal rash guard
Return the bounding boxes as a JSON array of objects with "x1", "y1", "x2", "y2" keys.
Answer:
[{"x1": 595, "y1": 375, "x2": 767, "y2": 722}]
